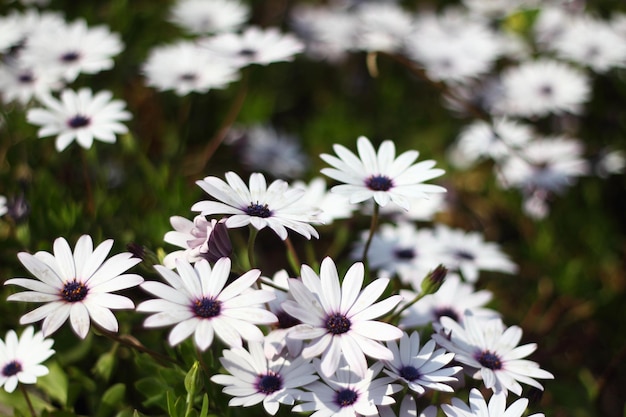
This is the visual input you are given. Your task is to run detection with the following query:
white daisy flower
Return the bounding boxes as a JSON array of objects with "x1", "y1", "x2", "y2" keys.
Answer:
[
  {"x1": 405, "y1": 12, "x2": 501, "y2": 82},
  {"x1": 200, "y1": 26, "x2": 304, "y2": 67},
  {"x1": 451, "y1": 118, "x2": 534, "y2": 167},
  {"x1": 494, "y1": 59, "x2": 590, "y2": 118},
  {"x1": 292, "y1": 177, "x2": 355, "y2": 225},
  {"x1": 5, "y1": 235, "x2": 143, "y2": 339},
  {"x1": 354, "y1": 2, "x2": 414, "y2": 53},
  {"x1": 282, "y1": 257, "x2": 403, "y2": 377},
  {"x1": 293, "y1": 360, "x2": 402, "y2": 417},
  {"x1": 211, "y1": 341, "x2": 318, "y2": 415},
  {"x1": 290, "y1": 5, "x2": 356, "y2": 62},
  {"x1": 351, "y1": 221, "x2": 439, "y2": 279},
  {"x1": 169, "y1": 0, "x2": 249, "y2": 35},
  {"x1": 382, "y1": 331, "x2": 462, "y2": 395},
  {"x1": 399, "y1": 273, "x2": 499, "y2": 328},
  {"x1": 321, "y1": 136, "x2": 446, "y2": 211},
  {"x1": 0, "y1": 13, "x2": 24, "y2": 53},
  {"x1": 429, "y1": 225, "x2": 518, "y2": 283},
  {"x1": 142, "y1": 41, "x2": 240, "y2": 96},
  {"x1": 192, "y1": 171, "x2": 321, "y2": 240},
  {"x1": 0, "y1": 326, "x2": 54, "y2": 393},
  {"x1": 497, "y1": 137, "x2": 589, "y2": 194},
  {"x1": 379, "y1": 396, "x2": 438, "y2": 417},
  {"x1": 549, "y1": 16, "x2": 626, "y2": 73},
  {"x1": 0, "y1": 59, "x2": 63, "y2": 105},
  {"x1": 26, "y1": 88, "x2": 132, "y2": 152},
  {"x1": 442, "y1": 388, "x2": 545, "y2": 417},
  {"x1": 162, "y1": 215, "x2": 232, "y2": 268},
  {"x1": 433, "y1": 311, "x2": 554, "y2": 396},
  {"x1": 136, "y1": 258, "x2": 277, "y2": 351},
  {"x1": 20, "y1": 18, "x2": 123, "y2": 83}
]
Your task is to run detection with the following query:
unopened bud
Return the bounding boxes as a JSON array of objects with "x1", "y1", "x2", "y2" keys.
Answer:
[{"x1": 420, "y1": 264, "x2": 448, "y2": 295}]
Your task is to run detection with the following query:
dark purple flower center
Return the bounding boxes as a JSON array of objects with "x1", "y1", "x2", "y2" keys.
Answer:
[
  {"x1": 434, "y1": 307, "x2": 460, "y2": 322},
  {"x1": 399, "y1": 365, "x2": 421, "y2": 381},
  {"x1": 61, "y1": 279, "x2": 88, "y2": 302},
  {"x1": 60, "y1": 51, "x2": 80, "y2": 62},
  {"x1": 239, "y1": 48, "x2": 257, "y2": 57},
  {"x1": 365, "y1": 175, "x2": 393, "y2": 191},
  {"x1": 539, "y1": 85, "x2": 553, "y2": 97},
  {"x1": 325, "y1": 313, "x2": 351, "y2": 335},
  {"x1": 67, "y1": 115, "x2": 91, "y2": 129},
  {"x1": 2, "y1": 360, "x2": 22, "y2": 377},
  {"x1": 477, "y1": 350, "x2": 502, "y2": 370},
  {"x1": 454, "y1": 250, "x2": 475, "y2": 261},
  {"x1": 335, "y1": 388, "x2": 358, "y2": 407},
  {"x1": 193, "y1": 297, "x2": 221, "y2": 318},
  {"x1": 276, "y1": 310, "x2": 301, "y2": 329},
  {"x1": 256, "y1": 371, "x2": 283, "y2": 394},
  {"x1": 18, "y1": 72, "x2": 34, "y2": 84},
  {"x1": 179, "y1": 73, "x2": 197, "y2": 81},
  {"x1": 245, "y1": 202, "x2": 271, "y2": 218},
  {"x1": 394, "y1": 248, "x2": 415, "y2": 260}
]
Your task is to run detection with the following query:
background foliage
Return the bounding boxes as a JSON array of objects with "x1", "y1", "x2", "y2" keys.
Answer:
[{"x1": 1, "y1": 1, "x2": 625, "y2": 417}]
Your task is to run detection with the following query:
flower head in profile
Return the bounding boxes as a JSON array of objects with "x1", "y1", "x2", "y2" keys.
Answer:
[
  {"x1": 442, "y1": 388, "x2": 545, "y2": 417},
  {"x1": 26, "y1": 88, "x2": 131, "y2": 152},
  {"x1": 211, "y1": 341, "x2": 318, "y2": 415},
  {"x1": 162, "y1": 215, "x2": 232, "y2": 268},
  {"x1": 321, "y1": 136, "x2": 446, "y2": 211},
  {"x1": 293, "y1": 360, "x2": 402, "y2": 417},
  {"x1": 192, "y1": 171, "x2": 321, "y2": 240},
  {"x1": 137, "y1": 258, "x2": 277, "y2": 350},
  {"x1": 382, "y1": 331, "x2": 462, "y2": 396},
  {"x1": 433, "y1": 312, "x2": 554, "y2": 396},
  {"x1": 5, "y1": 235, "x2": 143, "y2": 339},
  {"x1": 282, "y1": 257, "x2": 403, "y2": 377},
  {"x1": 0, "y1": 326, "x2": 54, "y2": 393}
]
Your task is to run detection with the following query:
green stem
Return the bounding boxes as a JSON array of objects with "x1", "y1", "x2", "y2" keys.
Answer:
[
  {"x1": 284, "y1": 236, "x2": 301, "y2": 275},
  {"x1": 94, "y1": 324, "x2": 180, "y2": 367},
  {"x1": 247, "y1": 226, "x2": 259, "y2": 269},
  {"x1": 362, "y1": 204, "x2": 380, "y2": 272},
  {"x1": 19, "y1": 384, "x2": 36, "y2": 417},
  {"x1": 387, "y1": 291, "x2": 426, "y2": 324}
]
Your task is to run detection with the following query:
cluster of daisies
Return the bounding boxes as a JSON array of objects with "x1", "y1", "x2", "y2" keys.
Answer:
[
  {"x1": 290, "y1": 0, "x2": 626, "y2": 218},
  {"x1": 3, "y1": 132, "x2": 553, "y2": 416}
]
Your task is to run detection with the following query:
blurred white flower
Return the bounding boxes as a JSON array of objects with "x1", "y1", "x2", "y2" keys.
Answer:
[
  {"x1": 399, "y1": 273, "x2": 499, "y2": 328},
  {"x1": 169, "y1": 0, "x2": 249, "y2": 35},
  {"x1": 293, "y1": 177, "x2": 355, "y2": 225},
  {"x1": 20, "y1": 18, "x2": 123, "y2": 82},
  {"x1": 0, "y1": 327, "x2": 54, "y2": 393},
  {"x1": 494, "y1": 59, "x2": 590, "y2": 118},
  {"x1": 0, "y1": 59, "x2": 63, "y2": 105},
  {"x1": 200, "y1": 26, "x2": 304, "y2": 67},
  {"x1": 405, "y1": 12, "x2": 501, "y2": 82},
  {"x1": 26, "y1": 88, "x2": 131, "y2": 151},
  {"x1": 354, "y1": 2, "x2": 414, "y2": 53},
  {"x1": 142, "y1": 41, "x2": 240, "y2": 95}
]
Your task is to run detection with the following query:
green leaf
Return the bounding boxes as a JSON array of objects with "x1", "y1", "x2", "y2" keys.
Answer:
[
  {"x1": 199, "y1": 394, "x2": 209, "y2": 417},
  {"x1": 37, "y1": 361, "x2": 69, "y2": 406},
  {"x1": 166, "y1": 391, "x2": 186, "y2": 417},
  {"x1": 92, "y1": 349, "x2": 118, "y2": 382},
  {"x1": 96, "y1": 383, "x2": 126, "y2": 417}
]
